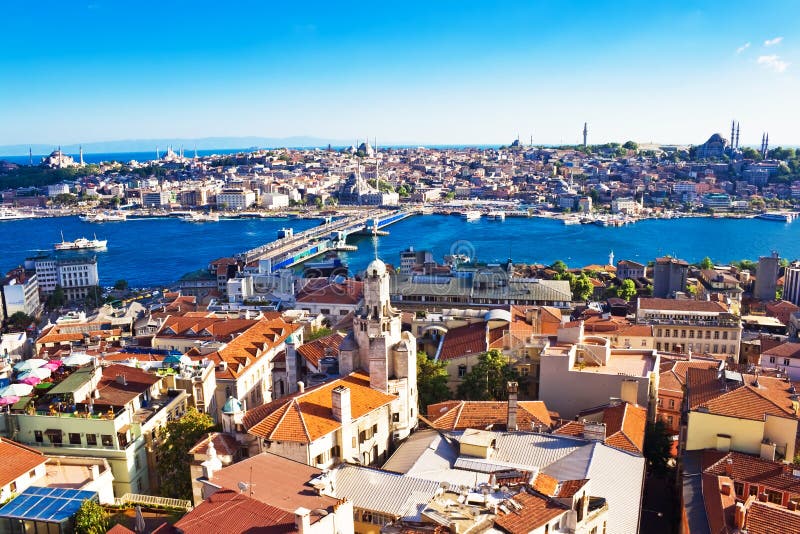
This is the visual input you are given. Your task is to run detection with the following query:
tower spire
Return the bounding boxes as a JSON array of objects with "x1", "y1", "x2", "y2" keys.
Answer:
[
  {"x1": 730, "y1": 120, "x2": 735, "y2": 150},
  {"x1": 28, "y1": 147, "x2": 32, "y2": 166},
  {"x1": 735, "y1": 122, "x2": 740, "y2": 149},
  {"x1": 79, "y1": 145, "x2": 84, "y2": 166},
  {"x1": 583, "y1": 122, "x2": 588, "y2": 147}
]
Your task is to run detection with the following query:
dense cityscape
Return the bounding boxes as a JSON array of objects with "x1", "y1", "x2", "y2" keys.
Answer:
[{"x1": 3, "y1": 1, "x2": 800, "y2": 533}]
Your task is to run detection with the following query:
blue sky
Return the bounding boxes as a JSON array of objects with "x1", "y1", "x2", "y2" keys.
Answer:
[{"x1": 1, "y1": 0, "x2": 798, "y2": 147}]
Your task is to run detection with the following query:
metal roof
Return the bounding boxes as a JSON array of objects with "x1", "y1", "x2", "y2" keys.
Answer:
[{"x1": 0, "y1": 486, "x2": 97, "y2": 523}]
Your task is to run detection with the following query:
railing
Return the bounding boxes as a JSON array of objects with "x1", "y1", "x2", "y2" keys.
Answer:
[{"x1": 114, "y1": 493, "x2": 192, "y2": 511}]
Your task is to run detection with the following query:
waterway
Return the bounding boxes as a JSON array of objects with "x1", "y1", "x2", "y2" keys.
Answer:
[{"x1": 0, "y1": 214, "x2": 798, "y2": 288}]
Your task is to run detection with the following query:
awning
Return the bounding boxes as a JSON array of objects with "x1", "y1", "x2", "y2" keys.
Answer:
[
  {"x1": 117, "y1": 425, "x2": 131, "y2": 435},
  {"x1": 44, "y1": 428, "x2": 62, "y2": 437}
]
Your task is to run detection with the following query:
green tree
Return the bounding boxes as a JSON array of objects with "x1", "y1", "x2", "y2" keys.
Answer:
[
  {"x1": 699, "y1": 257, "x2": 713, "y2": 270},
  {"x1": 571, "y1": 273, "x2": 594, "y2": 301},
  {"x1": 457, "y1": 350, "x2": 519, "y2": 401},
  {"x1": 622, "y1": 141, "x2": 639, "y2": 151},
  {"x1": 6, "y1": 312, "x2": 34, "y2": 330},
  {"x1": 84, "y1": 285, "x2": 104, "y2": 307},
  {"x1": 741, "y1": 147, "x2": 763, "y2": 161},
  {"x1": 397, "y1": 185, "x2": 410, "y2": 197},
  {"x1": 551, "y1": 260, "x2": 568, "y2": 274},
  {"x1": 157, "y1": 408, "x2": 215, "y2": 500},
  {"x1": 444, "y1": 191, "x2": 455, "y2": 200},
  {"x1": 113, "y1": 279, "x2": 128, "y2": 291},
  {"x1": 416, "y1": 352, "x2": 451, "y2": 413},
  {"x1": 644, "y1": 419, "x2": 673, "y2": 476},
  {"x1": 307, "y1": 327, "x2": 333, "y2": 341},
  {"x1": 616, "y1": 279, "x2": 637, "y2": 301},
  {"x1": 74, "y1": 499, "x2": 108, "y2": 534},
  {"x1": 46, "y1": 285, "x2": 66, "y2": 309}
]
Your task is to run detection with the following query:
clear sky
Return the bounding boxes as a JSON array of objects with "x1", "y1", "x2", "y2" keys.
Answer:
[{"x1": 1, "y1": 0, "x2": 798, "y2": 147}]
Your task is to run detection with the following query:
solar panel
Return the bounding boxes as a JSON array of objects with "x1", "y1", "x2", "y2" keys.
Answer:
[{"x1": 0, "y1": 486, "x2": 97, "y2": 523}]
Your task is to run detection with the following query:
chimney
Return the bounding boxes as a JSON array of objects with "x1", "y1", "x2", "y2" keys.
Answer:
[
  {"x1": 506, "y1": 381, "x2": 519, "y2": 431},
  {"x1": 759, "y1": 492, "x2": 768, "y2": 502},
  {"x1": 294, "y1": 507, "x2": 311, "y2": 534},
  {"x1": 583, "y1": 421, "x2": 606, "y2": 442},
  {"x1": 724, "y1": 457, "x2": 733, "y2": 476},
  {"x1": 297, "y1": 381, "x2": 305, "y2": 393},
  {"x1": 331, "y1": 386, "x2": 351, "y2": 423},
  {"x1": 116, "y1": 375, "x2": 127, "y2": 386},
  {"x1": 620, "y1": 379, "x2": 638, "y2": 405},
  {"x1": 734, "y1": 502, "x2": 746, "y2": 529},
  {"x1": 90, "y1": 464, "x2": 100, "y2": 481}
]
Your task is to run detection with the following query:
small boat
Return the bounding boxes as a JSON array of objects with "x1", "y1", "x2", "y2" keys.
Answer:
[
  {"x1": 487, "y1": 210, "x2": 506, "y2": 221},
  {"x1": 54, "y1": 232, "x2": 107, "y2": 251},
  {"x1": 80, "y1": 211, "x2": 127, "y2": 222},
  {"x1": 563, "y1": 217, "x2": 581, "y2": 225},
  {"x1": 180, "y1": 212, "x2": 219, "y2": 222},
  {"x1": 462, "y1": 210, "x2": 481, "y2": 221},
  {"x1": 756, "y1": 212, "x2": 795, "y2": 222}
]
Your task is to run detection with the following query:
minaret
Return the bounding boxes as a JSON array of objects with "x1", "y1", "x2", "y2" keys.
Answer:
[
  {"x1": 730, "y1": 120, "x2": 735, "y2": 150},
  {"x1": 79, "y1": 145, "x2": 84, "y2": 166},
  {"x1": 583, "y1": 123, "x2": 588, "y2": 147},
  {"x1": 156, "y1": 146, "x2": 160, "y2": 160},
  {"x1": 764, "y1": 133, "x2": 769, "y2": 158},
  {"x1": 609, "y1": 250, "x2": 615, "y2": 267},
  {"x1": 735, "y1": 123, "x2": 740, "y2": 149},
  {"x1": 28, "y1": 147, "x2": 32, "y2": 166}
]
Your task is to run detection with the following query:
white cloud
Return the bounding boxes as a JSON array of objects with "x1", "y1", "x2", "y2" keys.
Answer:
[
  {"x1": 757, "y1": 55, "x2": 789, "y2": 72},
  {"x1": 736, "y1": 42, "x2": 750, "y2": 54},
  {"x1": 764, "y1": 36, "x2": 783, "y2": 46}
]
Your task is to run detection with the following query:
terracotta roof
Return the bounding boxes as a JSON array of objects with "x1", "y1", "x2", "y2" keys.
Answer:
[
  {"x1": 687, "y1": 368, "x2": 798, "y2": 421},
  {"x1": 745, "y1": 500, "x2": 800, "y2": 534},
  {"x1": 706, "y1": 451, "x2": 800, "y2": 495},
  {"x1": 209, "y1": 317, "x2": 302, "y2": 379},
  {"x1": 155, "y1": 316, "x2": 257, "y2": 341},
  {"x1": 0, "y1": 438, "x2": 47, "y2": 487},
  {"x1": 438, "y1": 323, "x2": 487, "y2": 361},
  {"x1": 174, "y1": 489, "x2": 296, "y2": 534},
  {"x1": 532, "y1": 473, "x2": 559, "y2": 496},
  {"x1": 638, "y1": 298, "x2": 728, "y2": 313},
  {"x1": 209, "y1": 453, "x2": 339, "y2": 513},
  {"x1": 244, "y1": 372, "x2": 396, "y2": 443},
  {"x1": 555, "y1": 479, "x2": 589, "y2": 498},
  {"x1": 494, "y1": 491, "x2": 567, "y2": 534},
  {"x1": 659, "y1": 359, "x2": 720, "y2": 394},
  {"x1": 96, "y1": 365, "x2": 161, "y2": 407},
  {"x1": 762, "y1": 342, "x2": 800, "y2": 360},
  {"x1": 106, "y1": 525, "x2": 136, "y2": 534},
  {"x1": 701, "y1": 473, "x2": 736, "y2": 534},
  {"x1": 189, "y1": 432, "x2": 240, "y2": 457},
  {"x1": 426, "y1": 400, "x2": 553, "y2": 431},
  {"x1": 296, "y1": 333, "x2": 344, "y2": 368},
  {"x1": 554, "y1": 402, "x2": 647, "y2": 454},
  {"x1": 295, "y1": 279, "x2": 364, "y2": 305}
]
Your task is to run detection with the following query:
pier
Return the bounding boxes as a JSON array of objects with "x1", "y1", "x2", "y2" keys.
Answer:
[{"x1": 235, "y1": 209, "x2": 414, "y2": 271}]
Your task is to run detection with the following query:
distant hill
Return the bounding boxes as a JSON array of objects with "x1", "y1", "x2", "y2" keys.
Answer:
[{"x1": 0, "y1": 136, "x2": 357, "y2": 156}]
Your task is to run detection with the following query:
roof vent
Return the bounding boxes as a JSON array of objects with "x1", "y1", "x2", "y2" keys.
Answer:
[{"x1": 116, "y1": 375, "x2": 127, "y2": 386}]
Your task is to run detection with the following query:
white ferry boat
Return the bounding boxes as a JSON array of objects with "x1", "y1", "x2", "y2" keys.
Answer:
[
  {"x1": 0, "y1": 207, "x2": 35, "y2": 221},
  {"x1": 180, "y1": 212, "x2": 220, "y2": 222},
  {"x1": 563, "y1": 216, "x2": 581, "y2": 225},
  {"x1": 462, "y1": 210, "x2": 481, "y2": 221},
  {"x1": 80, "y1": 211, "x2": 127, "y2": 222},
  {"x1": 54, "y1": 232, "x2": 107, "y2": 251},
  {"x1": 756, "y1": 212, "x2": 796, "y2": 223},
  {"x1": 487, "y1": 210, "x2": 506, "y2": 221}
]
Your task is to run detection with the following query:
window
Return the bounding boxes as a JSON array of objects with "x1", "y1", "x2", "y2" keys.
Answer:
[
  {"x1": 785, "y1": 359, "x2": 791, "y2": 367},
  {"x1": 681, "y1": 330, "x2": 686, "y2": 338},
  {"x1": 669, "y1": 399, "x2": 675, "y2": 409},
  {"x1": 689, "y1": 330, "x2": 695, "y2": 338},
  {"x1": 713, "y1": 344, "x2": 719, "y2": 354},
  {"x1": 769, "y1": 357, "x2": 776, "y2": 364},
  {"x1": 723, "y1": 331, "x2": 728, "y2": 340},
  {"x1": 34, "y1": 430, "x2": 43, "y2": 443},
  {"x1": 101, "y1": 434, "x2": 114, "y2": 447},
  {"x1": 734, "y1": 482, "x2": 744, "y2": 496},
  {"x1": 392, "y1": 412, "x2": 399, "y2": 422},
  {"x1": 86, "y1": 434, "x2": 97, "y2": 446},
  {"x1": 458, "y1": 365, "x2": 467, "y2": 378},
  {"x1": 749, "y1": 485, "x2": 760, "y2": 497},
  {"x1": 665, "y1": 330, "x2": 670, "y2": 338},
  {"x1": 49, "y1": 432, "x2": 63, "y2": 445},
  {"x1": 667, "y1": 415, "x2": 674, "y2": 426},
  {"x1": 657, "y1": 398, "x2": 663, "y2": 407},
  {"x1": 69, "y1": 433, "x2": 81, "y2": 445},
  {"x1": 705, "y1": 331, "x2": 711, "y2": 339},
  {"x1": 714, "y1": 331, "x2": 720, "y2": 340},
  {"x1": 766, "y1": 489, "x2": 782, "y2": 505},
  {"x1": 656, "y1": 342, "x2": 662, "y2": 351}
]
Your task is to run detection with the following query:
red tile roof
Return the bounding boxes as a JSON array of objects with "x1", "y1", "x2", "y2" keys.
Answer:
[
  {"x1": 706, "y1": 451, "x2": 800, "y2": 495},
  {"x1": 244, "y1": 372, "x2": 396, "y2": 443},
  {"x1": 207, "y1": 317, "x2": 302, "y2": 379},
  {"x1": 638, "y1": 298, "x2": 728, "y2": 313},
  {"x1": 0, "y1": 438, "x2": 47, "y2": 487},
  {"x1": 155, "y1": 316, "x2": 257, "y2": 341},
  {"x1": 96, "y1": 365, "x2": 161, "y2": 407},
  {"x1": 762, "y1": 342, "x2": 800, "y2": 360},
  {"x1": 296, "y1": 333, "x2": 344, "y2": 368},
  {"x1": 174, "y1": 489, "x2": 296, "y2": 534},
  {"x1": 745, "y1": 500, "x2": 800, "y2": 534},
  {"x1": 554, "y1": 402, "x2": 647, "y2": 454},
  {"x1": 494, "y1": 491, "x2": 567, "y2": 534},
  {"x1": 295, "y1": 279, "x2": 364, "y2": 305},
  {"x1": 438, "y1": 323, "x2": 487, "y2": 361},
  {"x1": 427, "y1": 400, "x2": 553, "y2": 431}
]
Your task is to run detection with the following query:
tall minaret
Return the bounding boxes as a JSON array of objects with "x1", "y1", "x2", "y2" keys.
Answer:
[
  {"x1": 156, "y1": 146, "x2": 160, "y2": 160},
  {"x1": 764, "y1": 133, "x2": 769, "y2": 158},
  {"x1": 730, "y1": 120, "x2": 735, "y2": 150},
  {"x1": 609, "y1": 250, "x2": 615, "y2": 267},
  {"x1": 28, "y1": 147, "x2": 32, "y2": 166},
  {"x1": 735, "y1": 123, "x2": 740, "y2": 149},
  {"x1": 79, "y1": 145, "x2": 84, "y2": 166},
  {"x1": 583, "y1": 123, "x2": 588, "y2": 147}
]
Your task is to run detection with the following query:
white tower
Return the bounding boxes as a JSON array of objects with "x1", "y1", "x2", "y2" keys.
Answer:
[{"x1": 609, "y1": 250, "x2": 615, "y2": 267}]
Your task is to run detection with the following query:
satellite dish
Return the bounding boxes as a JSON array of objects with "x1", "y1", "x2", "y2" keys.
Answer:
[
  {"x1": 440, "y1": 481, "x2": 450, "y2": 490},
  {"x1": 500, "y1": 486, "x2": 509, "y2": 493},
  {"x1": 237, "y1": 481, "x2": 249, "y2": 493}
]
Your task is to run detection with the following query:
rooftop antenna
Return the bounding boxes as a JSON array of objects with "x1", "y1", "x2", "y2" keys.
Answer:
[{"x1": 29, "y1": 147, "x2": 32, "y2": 166}]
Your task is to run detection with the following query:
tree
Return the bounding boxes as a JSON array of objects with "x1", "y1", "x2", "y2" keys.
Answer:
[
  {"x1": 616, "y1": 279, "x2": 637, "y2": 301},
  {"x1": 157, "y1": 408, "x2": 215, "y2": 500},
  {"x1": 457, "y1": 350, "x2": 519, "y2": 401},
  {"x1": 699, "y1": 257, "x2": 713, "y2": 270},
  {"x1": 46, "y1": 284, "x2": 66, "y2": 309},
  {"x1": 644, "y1": 419, "x2": 673, "y2": 476},
  {"x1": 571, "y1": 273, "x2": 594, "y2": 301},
  {"x1": 84, "y1": 285, "x2": 104, "y2": 307},
  {"x1": 551, "y1": 260, "x2": 568, "y2": 274},
  {"x1": 307, "y1": 327, "x2": 333, "y2": 341},
  {"x1": 622, "y1": 141, "x2": 639, "y2": 151},
  {"x1": 444, "y1": 191, "x2": 455, "y2": 200},
  {"x1": 417, "y1": 352, "x2": 451, "y2": 413},
  {"x1": 6, "y1": 312, "x2": 34, "y2": 330},
  {"x1": 113, "y1": 279, "x2": 128, "y2": 291},
  {"x1": 741, "y1": 147, "x2": 763, "y2": 161},
  {"x1": 74, "y1": 499, "x2": 108, "y2": 534}
]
